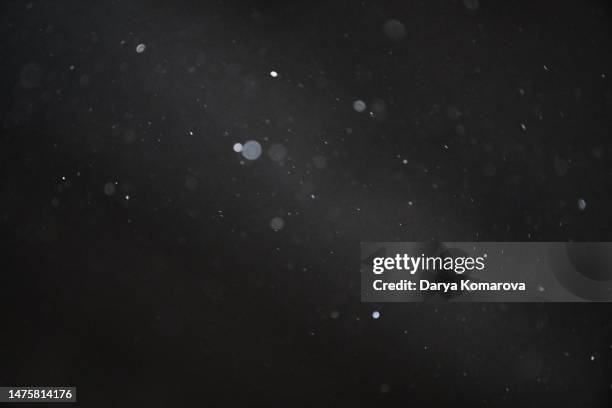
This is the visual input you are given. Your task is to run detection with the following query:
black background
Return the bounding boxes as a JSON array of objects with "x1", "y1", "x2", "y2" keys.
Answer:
[{"x1": 1, "y1": 0, "x2": 612, "y2": 406}]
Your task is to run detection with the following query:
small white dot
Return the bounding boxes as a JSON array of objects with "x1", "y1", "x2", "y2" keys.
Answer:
[
  {"x1": 125, "y1": 195, "x2": 130, "y2": 200},
  {"x1": 270, "y1": 70, "x2": 278, "y2": 78},
  {"x1": 372, "y1": 310, "x2": 380, "y2": 319},
  {"x1": 136, "y1": 43, "x2": 146, "y2": 53},
  {"x1": 233, "y1": 143, "x2": 243, "y2": 153}
]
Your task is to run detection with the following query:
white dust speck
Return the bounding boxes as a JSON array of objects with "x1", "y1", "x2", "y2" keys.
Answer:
[
  {"x1": 136, "y1": 43, "x2": 146, "y2": 53},
  {"x1": 233, "y1": 143, "x2": 243, "y2": 153},
  {"x1": 372, "y1": 310, "x2": 381, "y2": 319}
]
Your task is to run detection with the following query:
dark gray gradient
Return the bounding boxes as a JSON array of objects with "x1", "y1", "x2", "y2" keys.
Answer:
[{"x1": 1, "y1": 0, "x2": 612, "y2": 406}]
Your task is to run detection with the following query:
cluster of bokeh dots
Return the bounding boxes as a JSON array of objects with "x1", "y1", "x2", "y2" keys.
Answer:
[{"x1": 233, "y1": 140, "x2": 262, "y2": 161}]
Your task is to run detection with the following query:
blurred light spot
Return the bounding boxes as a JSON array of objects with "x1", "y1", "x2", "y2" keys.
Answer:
[
  {"x1": 369, "y1": 98, "x2": 387, "y2": 120},
  {"x1": 268, "y1": 144, "x2": 287, "y2": 162},
  {"x1": 241, "y1": 140, "x2": 262, "y2": 160},
  {"x1": 313, "y1": 155, "x2": 327, "y2": 169},
  {"x1": 353, "y1": 100, "x2": 366, "y2": 113},
  {"x1": 463, "y1": 0, "x2": 480, "y2": 10},
  {"x1": 554, "y1": 155, "x2": 569, "y2": 176},
  {"x1": 20, "y1": 62, "x2": 44, "y2": 89},
  {"x1": 445, "y1": 105, "x2": 462, "y2": 120},
  {"x1": 185, "y1": 176, "x2": 198, "y2": 191},
  {"x1": 270, "y1": 217, "x2": 285, "y2": 231},
  {"x1": 383, "y1": 19, "x2": 406, "y2": 40},
  {"x1": 483, "y1": 163, "x2": 496, "y2": 177},
  {"x1": 104, "y1": 182, "x2": 116, "y2": 196}
]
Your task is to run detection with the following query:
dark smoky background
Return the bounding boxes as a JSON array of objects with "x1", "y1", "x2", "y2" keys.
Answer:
[{"x1": 1, "y1": 0, "x2": 611, "y2": 406}]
